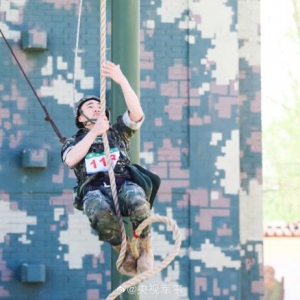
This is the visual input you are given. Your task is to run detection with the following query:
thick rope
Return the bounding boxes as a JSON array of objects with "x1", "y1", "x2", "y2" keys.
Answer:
[
  {"x1": 99, "y1": 0, "x2": 128, "y2": 274},
  {"x1": 71, "y1": 1, "x2": 183, "y2": 298},
  {"x1": 99, "y1": 2, "x2": 182, "y2": 295},
  {"x1": 106, "y1": 215, "x2": 182, "y2": 300}
]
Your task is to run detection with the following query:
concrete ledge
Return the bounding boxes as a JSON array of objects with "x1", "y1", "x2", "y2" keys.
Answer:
[
  {"x1": 22, "y1": 149, "x2": 48, "y2": 168},
  {"x1": 21, "y1": 263, "x2": 46, "y2": 283},
  {"x1": 21, "y1": 29, "x2": 47, "y2": 51}
]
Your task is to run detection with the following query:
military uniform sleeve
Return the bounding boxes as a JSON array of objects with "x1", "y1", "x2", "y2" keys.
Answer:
[
  {"x1": 111, "y1": 111, "x2": 144, "y2": 150},
  {"x1": 61, "y1": 137, "x2": 76, "y2": 166},
  {"x1": 122, "y1": 110, "x2": 145, "y2": 130}
]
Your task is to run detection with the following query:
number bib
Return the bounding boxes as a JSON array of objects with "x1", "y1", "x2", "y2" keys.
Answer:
[{"x1": 85, "y1": 148, "x2": 120, "y2": 174}]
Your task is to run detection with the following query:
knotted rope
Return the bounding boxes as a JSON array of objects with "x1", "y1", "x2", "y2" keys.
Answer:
[
  {"x1": 106, "y1": 215, "x2": 182, "y2": 300},
  {"x1": 73, "y1": 0, "x2": 128, "y2": 271},
  {"x1": 73, "y1": 0, "x2": 183, "y2": 298}
]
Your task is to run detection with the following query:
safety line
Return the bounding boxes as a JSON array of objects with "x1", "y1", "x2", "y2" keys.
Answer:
[
  {"x1": 73, "y1": 0, "x2": 84, "y2": 108},
  {"x1": 0, "y1": 29, "x2": 66, "y2": 143}
]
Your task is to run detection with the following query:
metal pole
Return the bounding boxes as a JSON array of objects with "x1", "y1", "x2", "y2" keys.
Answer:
[{"x1": 111, "y1": 0, "x2": 140, "y2": 299}]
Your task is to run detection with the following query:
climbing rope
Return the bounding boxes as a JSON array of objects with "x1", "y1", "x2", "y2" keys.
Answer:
[
  {"x1": 99, "y1": 0, "x2": 128, "y2": 274},
  {"x1": 98, "y1": 0, "x2": 182, "y2": 298},
  {"x1": 73, "y1": 0, "x2": 128, "y2": 273},
  {"x1": 106, "y1": 215, "x2": 182, "y2": 300},
  {"x1": 98, "y1": 3, "x2": 183, "y2": 296}
]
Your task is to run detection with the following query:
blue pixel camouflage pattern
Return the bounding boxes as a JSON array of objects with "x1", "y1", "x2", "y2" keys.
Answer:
[{"x1": 0, "y1": 0, "x2": 262, "y2": 299}]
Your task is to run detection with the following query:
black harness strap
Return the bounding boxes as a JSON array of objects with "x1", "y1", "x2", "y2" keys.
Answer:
[{"x1": 0, "y1": 29, "x2": 66, "y2": 144}]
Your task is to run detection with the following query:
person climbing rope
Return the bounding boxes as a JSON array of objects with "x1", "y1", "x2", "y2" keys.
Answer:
[{"x1": 61, "y1": 61, "x2": 154, "y2": 276}]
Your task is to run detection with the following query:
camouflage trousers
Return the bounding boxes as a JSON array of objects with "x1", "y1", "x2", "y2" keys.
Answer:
[{"x1": 83, "y1": 181, "x2": 151, "y2": 246}]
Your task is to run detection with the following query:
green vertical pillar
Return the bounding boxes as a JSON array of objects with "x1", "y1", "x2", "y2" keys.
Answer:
[{"x1": 111, "y1": 0, "x2": 140, "y2": 299}]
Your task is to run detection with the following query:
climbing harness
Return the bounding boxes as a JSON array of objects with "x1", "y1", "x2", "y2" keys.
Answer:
[{"x1": 0, "y1": 29, "x2": 66, "y2": 144}]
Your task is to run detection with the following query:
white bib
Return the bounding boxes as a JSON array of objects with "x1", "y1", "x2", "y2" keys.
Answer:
[{"x1": 85, "y1": 148, "x2": 120, "y2": 174}]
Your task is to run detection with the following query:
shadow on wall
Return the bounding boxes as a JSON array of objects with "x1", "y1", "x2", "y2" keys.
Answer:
[{"x1": 264, "y1": 265, "x2": 284, "y2": 300}]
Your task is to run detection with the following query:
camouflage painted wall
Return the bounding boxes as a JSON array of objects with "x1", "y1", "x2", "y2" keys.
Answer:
[{"x1": 0, "y1": 0, "x2": 262, "y2": 299}]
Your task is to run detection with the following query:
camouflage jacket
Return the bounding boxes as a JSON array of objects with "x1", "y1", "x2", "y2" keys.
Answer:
[{"x1": 61, "y1": 113, "x2": 143, "y2": 187}]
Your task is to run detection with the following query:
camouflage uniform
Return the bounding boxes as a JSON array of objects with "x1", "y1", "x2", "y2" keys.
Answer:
[{"x1": 61, "y1": 112, "x2": 150, "y2": 246}]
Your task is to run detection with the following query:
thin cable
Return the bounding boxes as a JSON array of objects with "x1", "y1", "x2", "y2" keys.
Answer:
[
  {"x1": 73, "y1": 0, "x2": 84, "y2": 108},
  {"x1": 0, "y1": 29, "x2": 65, "y2": 143}
]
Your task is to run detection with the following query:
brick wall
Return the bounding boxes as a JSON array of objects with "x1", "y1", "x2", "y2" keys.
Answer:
[{"x1": 0, "y1": 0, "x2": 262, "y2": 299}]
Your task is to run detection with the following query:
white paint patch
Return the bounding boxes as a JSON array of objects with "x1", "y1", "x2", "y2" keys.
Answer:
[
  {"x1": 190, "y1": 0, "x2": 238, "y2": 84},
  {"x1": 207, "y1": 33, "x2": 238, "y2": 85},
  {"x1": 41, "y1": 56, "x2": 53, "y2": 76},
  {"x1": 6, "y1": 8, "x2": 19, "y2": 22},
  {"x1": 190, "y1": 239, "x2": 240, "y2": 271},
  {"x1": 255, "y1": 243, "x2": 263, "y2": 264},
  {"x1": 198, "y1": 82, "x2": 210, "y2": 96},
  {"x1": 146, "y1": 20, "x2": 155, "y2": 29},
  {"x1": 215, "y1": 130, "x2": 239, "y2": 194},
  {"x1": 58, "y1": 209, "x2": 103, "y2": 269},
  {"x1": 150, "y1": 208, "x2": 186, "y2": 260},
  {"x1": 157, "y1": 0, "x2": 187, "y2": 23},
  {"x1": 140, "y1": 151, "x2": 154, "y2": 164},
  {"x1": 0, "y1": 200, "x2": 37, "y2": 243},
  {"x1": 0, "y1": 22, "x2": 21, "y2": 41},
  {"x1": 18, "y1": 234, "x2": 31, "y2": 244},
  {"x1": 239, "y1": 179, "x2": 263, "y2": 244},
  {"x1": 54, "y1": 207, "x2": 64, "y2": 222},
  {"x1": 40, "y1": 56, "x2": 93, "y2": 106},
  {"x1": 57, "y1": 56, "x2": 68, "y2": 70},
  {"x1": 238, "y1": 1, "x2": 260, "y2": 66},
  {"x1": 158, "y1": 0, "x2": 239, "y2": 85},
  {"x1": 151, "y1": 0, "x2": 240, "y2": 85},
  {"x1": 40, "y1": 75, "x2": 76, "y2": 105},
  {"x1": 179, "y1": 15, "x2": 190, "y2": 30},
  {"x1": 0, "y1": 0, "x2": 26, "y2": 25},
  {"x1": 210, "y1": 132, "x2": 223, "y2": 146},
  {"x1": 211, "y1": 190, "x2": 219, "y2": 201}
]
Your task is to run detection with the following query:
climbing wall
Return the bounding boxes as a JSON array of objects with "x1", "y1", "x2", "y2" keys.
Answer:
[{"x1": 0, "y1": 0, "x2": 262, "y2": 299}]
